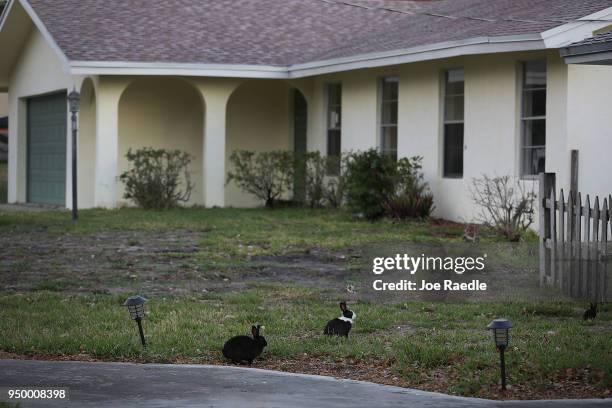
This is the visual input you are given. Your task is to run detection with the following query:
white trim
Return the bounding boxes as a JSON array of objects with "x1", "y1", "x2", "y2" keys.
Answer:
[
  {"x1": 541, "y1": 6, "x2": 612, "y2": 48},
  {"x1": 16, "y1": 0, "x2": 71, "y2": 72},
  {"x1": 68, "y1": 35, "x2": 545, "y2": 79},
  {"x1": 564, "y1": 51, "x2": 612, "y2": 65}
]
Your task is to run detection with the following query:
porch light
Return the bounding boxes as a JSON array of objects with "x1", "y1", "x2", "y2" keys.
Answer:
[
  {"x1": 123, "y1": 295, "x2": 147, "y2": 346},
  {"x1": 68, "y1": 89, "x2": 80, "y2": 113},
  {"x1": 487, "y1": 318, "x2": 512, "y2": 390}
]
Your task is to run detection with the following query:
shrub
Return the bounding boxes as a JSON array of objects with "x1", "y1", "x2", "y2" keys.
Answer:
[
  {"x1": 227, "y1": 150, "x2": 294, "y2": 208},
  {"x1": 470, "y1": 175, "x2": 536, "y2": 242},
  {"x1": 343, "y1": 149, "x2": 398, "y2": 219},
  {"x1": 301, "y1": 152, "x2": 346, "y2": 208},
  {"x1": 385, "y1": 157, "x2": 434, "y2": 219},
  {"x1": 119, "y1": 148, "x2": 194, "y2": 209}
]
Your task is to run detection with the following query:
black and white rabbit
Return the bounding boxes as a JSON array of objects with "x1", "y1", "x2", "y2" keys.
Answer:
[
  {"x1": 323, "y1": 302, "x2": 356, "y2": 337},
  {"x1": 583, "y1": 303, "x2": 597, "y2": 320},
  {"x1": 222, "y1": 324, "x2": 267, "y2": 364}
]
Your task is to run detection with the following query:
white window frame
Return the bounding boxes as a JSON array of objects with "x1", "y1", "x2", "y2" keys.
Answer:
[
  {"x1": 442, "y1": 68, "x2": 465, "y2": 179},
  {"x1": 520, "y1": 59, "x2": 547, "y2": 178},
  {"x1": 378, "y1": 76, "x2": 399, "y2": 160}
]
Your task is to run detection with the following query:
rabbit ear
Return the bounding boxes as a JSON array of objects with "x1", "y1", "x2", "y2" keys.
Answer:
[
  {"x1": 251, "y1": 325, "x2": 258, "y2": 337},
  {"x1": 340, "y1": 302, "x2": 347, "y2": 311}
]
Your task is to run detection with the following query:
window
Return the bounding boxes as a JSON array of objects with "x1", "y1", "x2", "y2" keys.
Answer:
[
  {"x1": 326, "y1": 83, "x2": 342, "y2": 173},
  {"x1": 521, "y1": 60, "x2": 547, "y2": 176},
  {"x1": 380, "y1": 77, "x2": 398, "y2": 160},
  {"x1": 443, "y1": 69, "x2": 464, "y2": 178}
]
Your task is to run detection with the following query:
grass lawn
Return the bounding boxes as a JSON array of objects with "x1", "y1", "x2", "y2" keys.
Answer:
[{"x1": 0, "y1": 207, "x2": 610, "y2": 399}]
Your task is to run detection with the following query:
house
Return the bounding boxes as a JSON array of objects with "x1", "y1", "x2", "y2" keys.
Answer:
[
  {"x1": 0, "y1": 116, "x2": 7, "y2": 161},
  {"x1": 1, "y1": 0, "x2": 612, "y2": 221}
]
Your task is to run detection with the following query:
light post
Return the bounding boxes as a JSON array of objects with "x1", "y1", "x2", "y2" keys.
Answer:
[
  {"x1": 487, "y1": 318, "x2": 512, "y2": 391},
  {"x1": 123, "y1": 295, "x2": 147, "y2": 347},
  {"x1": 67, "y1": 89, "x2": 80, "y2": 222}
]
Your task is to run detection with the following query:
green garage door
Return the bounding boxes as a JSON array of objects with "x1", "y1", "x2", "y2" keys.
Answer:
[{"x1": 27, "y1": 92, "x2": 67, "y2": 206}]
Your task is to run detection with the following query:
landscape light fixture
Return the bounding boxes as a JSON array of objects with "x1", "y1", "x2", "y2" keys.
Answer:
[
  {"x1": 487, "y1": 318, "x2": 512, "y2": 391},
  {"x1": 123, "y1": 295, "x2": 147, "y2": 346},
  {"x1": 67, "y1": 88, "x2": 80, "y2": 222}
]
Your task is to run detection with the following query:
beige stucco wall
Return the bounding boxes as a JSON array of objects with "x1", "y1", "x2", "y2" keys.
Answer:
[
  {"x1": 225, "y1": 80, "x2": 293, "y2": 207},
  {"x1": 117, "y1": 77, "x2": 204, "y2": 206},
  {"x1": 78, "y1": 78, "x2": 97, "y2": 208},
  {"x1": 566, "y1": 64, "x2": 612, "y2": 199},
  {"x1": 7, "y1": 26, "x2": 78, "y2": 206},
  {"x1": 303, "y1": 50, "x2": 569, "y2": 223}
]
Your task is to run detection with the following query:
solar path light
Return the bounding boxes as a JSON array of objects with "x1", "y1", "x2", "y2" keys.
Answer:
[
  {"x1": 487, "y1": 318, "x2": 513, "y2": 390},
  {"x1": 123, "y1": 295, "x2": 147, "y2": 346}
]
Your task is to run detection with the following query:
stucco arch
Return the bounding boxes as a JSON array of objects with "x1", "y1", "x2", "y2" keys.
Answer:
[
  {"x1": 117, "y1": 77, "x2": 205, "y2": 206},
  {"x1": 225, "y1": 79, "x2": 309, "y2": 207}
]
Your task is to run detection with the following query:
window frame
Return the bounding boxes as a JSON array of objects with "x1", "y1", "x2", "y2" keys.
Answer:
[
  {"x1": 442, "y1": 68, "x2": 465, "y2": 179},
  {"x1": 378, "y1": 76, "x2": 399, "y2": 160},
  {"x1": 520, "y1": 59, "x2": 547, "y2": 178},
  {"x1": 325, "y1": 82, "x2": 342, "y2": 174}
]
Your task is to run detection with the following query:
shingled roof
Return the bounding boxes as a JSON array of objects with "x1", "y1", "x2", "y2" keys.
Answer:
[{"x1": 20, "y1": 0, "x2": 612, "y2": 67}]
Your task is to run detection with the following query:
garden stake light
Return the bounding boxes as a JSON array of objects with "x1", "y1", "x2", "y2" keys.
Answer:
[
  {"x1": 123, "y1": 296, "x2": 147, "y2": 346},
  {"x1": 487, "y1": 318, "x2": 512, "y2": 391},
  {"x1": 67, "y1": 88, "x2": 80, "y2": 222}
]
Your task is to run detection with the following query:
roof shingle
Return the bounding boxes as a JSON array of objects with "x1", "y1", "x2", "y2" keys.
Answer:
[{"x1": 25, "y1": 0, "x2": 612, "y2": 66}]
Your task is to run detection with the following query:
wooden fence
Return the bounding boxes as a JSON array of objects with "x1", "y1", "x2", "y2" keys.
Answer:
[{"x1": 539, "y1": 173, "x2": 609, "y2": 302}]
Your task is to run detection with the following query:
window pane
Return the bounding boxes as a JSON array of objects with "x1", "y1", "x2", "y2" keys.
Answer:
[
  {"x1": 523, "y1": 89, "x2": 546, "y2": 117},
  {"x1": 523, "y1": 119, "x2": 545, "y2": 147},
  {"x1": 381, "y1": 126, "x2": 397, "y2": 154},
  {"x1": 523, "y1": 147, "x2": 546, "y2": 175},
  {"x1": 328, "y1": 84, "x2": 342, "y2": 106},
  {"x1": 381, "y1": 101, "x2": 398, "y2": 125},
  {"x1": 524, "y1": 60, "x2": 547, "y2": 89},
  {"x1": 328, "y1": 129, "x2": 341, "y2": 157},
  {"x1": 382, "y1": 78, "x2": 398, "y2": 101},
  {"x1": 328, "y1": 106, "x2": 341, "y2": 129},
  {"x1": 444, "y1": 95, "x2": 464, "y2": 122},
  {"x1": 446, "y1": 69, "x2": 464, "y2": 95},
  {"x1": 443, "y1": 123, "x2": 464, "y2": 177}
]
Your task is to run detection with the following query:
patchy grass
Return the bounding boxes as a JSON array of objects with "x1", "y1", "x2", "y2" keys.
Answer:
[
  {"x1": 0, "y1": 288, "x2": 610, "y2": 399},
  {"x1": 0, "y1": 208, "x2": 608, "y2": 399}
]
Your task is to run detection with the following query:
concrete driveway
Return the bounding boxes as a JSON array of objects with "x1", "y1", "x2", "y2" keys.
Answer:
[{"x1": 0, "y1": 360, "x2": 610, "y2": 408}]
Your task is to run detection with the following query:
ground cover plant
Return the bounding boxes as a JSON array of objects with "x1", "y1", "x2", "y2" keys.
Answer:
[{"x1": 0, "y1": 207, "x2": 610, "y2": 400}]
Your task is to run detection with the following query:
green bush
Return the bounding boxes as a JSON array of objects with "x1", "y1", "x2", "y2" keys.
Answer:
[
  {"x1": 343, "y1": 149, "x2": 399, "y2": 219},
  {"x1": 119, "y1": 148, "x2": 194, "y2": 209},
  {"x1": 227, "y1": 150, "x2": 294, "y2": 208},
  {"x1": 301, "y1": 152, "x2": 345, "y2": 208},
  {"x1": 385, "y1": 157, "x2": 434, "y2": 219}
]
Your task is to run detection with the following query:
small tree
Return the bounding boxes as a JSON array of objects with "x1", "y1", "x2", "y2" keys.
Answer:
[
  {"x1": 470, "y1": 175, "x2": 536, "y2": 241},
  {"x1": 227, "y1": 150, "x2": 294, "y2": 208},
  {"x1": 119, "y1": 148, "x2": 194, "y2": 209}
]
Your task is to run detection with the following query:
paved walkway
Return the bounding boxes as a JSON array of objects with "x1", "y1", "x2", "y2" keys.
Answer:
[{"x1": 0, "y1": 360, "x2": 610, "y2": 408}]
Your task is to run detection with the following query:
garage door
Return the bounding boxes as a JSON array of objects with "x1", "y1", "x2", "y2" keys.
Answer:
[{"x1": 27, "y1": 92, "x2": 67, "y2": 206}]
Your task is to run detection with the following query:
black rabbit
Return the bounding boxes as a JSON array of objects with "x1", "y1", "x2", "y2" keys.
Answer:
[
  {"x1": 222, "y1": 324, "x2": 267, "y2": 364},
  {"x1": 583, "y1": 303, "x2": 597, "y2": 320},
  {"x1": 324, "y1": 302, "x2": 356, "y2": 338}
]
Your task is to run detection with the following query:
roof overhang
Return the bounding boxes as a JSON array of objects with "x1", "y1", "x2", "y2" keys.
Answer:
[
  {"x1": 70, "y1": 35, "x2": 546, "y2": 79},
  {"x1": 560, "y1": 40, "x2": 612, "y2": 65}
]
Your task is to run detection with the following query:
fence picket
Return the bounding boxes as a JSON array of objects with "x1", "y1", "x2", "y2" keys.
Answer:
[{"x1": 538, "y1": 175, "x2": 609, "y2": 303}]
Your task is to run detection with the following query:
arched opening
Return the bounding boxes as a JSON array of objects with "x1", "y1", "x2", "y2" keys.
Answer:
[
  {"x1": 118, "y1": 77, "x2": 204, "y2": 206},
  {"x1": 78, "y1": 77, "x2": 96, "y2": 208},
  {"x1": 225, "y1": 80, "x2": 307, "y2": 207}
]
